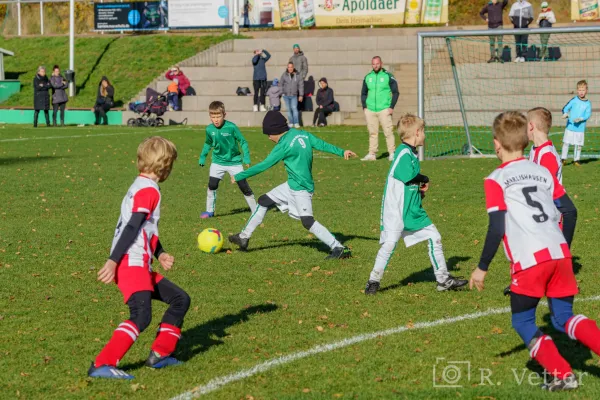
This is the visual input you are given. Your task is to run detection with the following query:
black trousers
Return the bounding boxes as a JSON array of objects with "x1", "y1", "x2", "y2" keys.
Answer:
[
  {"x1": 312, "y1": 106, "x2": 334, "y2": 126},
  {"x1": 253, "y1": 80, "x2": 267, "y2": 106},
  {"x1": 53, "y1": 102, "x2": 66, "y2": 125},
  {"x1": 94, "y1": 104, "x2": 111, "y2": 125},
  {"x1": 514, "y1": 34, "x2": 529, "y2": 58},
  {"x1": 33, "y1": 109, "x2": 50, "y2": 127}
]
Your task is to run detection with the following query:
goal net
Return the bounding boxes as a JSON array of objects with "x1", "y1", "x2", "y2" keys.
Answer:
[{"x1": 418, "y1": 27, "x2": 600, "y2": 159}]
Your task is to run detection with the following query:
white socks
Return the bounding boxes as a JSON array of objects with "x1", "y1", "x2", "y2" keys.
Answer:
[
  {"x1": 370, "y1": 241, "x2": 396, "y2": 282},
  {"x1": 309, "y1": 221, "x2": 341, "y2": 250},
  {"x1": 241, "y1": 206, "x2": 268, "y2": 239},
  {"x1": 206, "y1": 189, "x2": 216, "y2": 213},
  {"x1": 245, "y1": 195, "x2": 257, "y2": 213},
  {"x1": 574, "y1": 145, "x2": 582, "y2": 162},
  {"x1": 561, "y1": 142, "x2": 570, "y2": 160}
]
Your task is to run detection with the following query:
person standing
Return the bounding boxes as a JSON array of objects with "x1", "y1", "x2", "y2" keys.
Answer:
[
  {"x1": 509, "y1": 0, "x2": 534, "y2": 63},
  {"x1": 252, "y1": 49, "x2": 271, "y2": 112},
  {"x1": 360, "y1": 56, "x2": 399, "y2": 161},
  {"x1": 50, "y1": 65, "x2": 69, "y2": 127},
  {"x1": 537, "y1": 1, "x2": 556, "y2": 61},
  {"x1": 280, "y1": 63, "x2": 303, "y2": 128},
  {"x1": 480, "y1": 0, "x2": 509, "y2": 63},
  {"x1": 289, "y1": 44, "x2": 308, "y2": 80},
  {"x1": 33, "y1": 66, "x2": 51, "y2": 128}
]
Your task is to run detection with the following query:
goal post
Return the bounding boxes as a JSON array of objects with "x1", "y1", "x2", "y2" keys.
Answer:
[{"x1": 417, "y1": 26, "x2": 600, "y2": 160}]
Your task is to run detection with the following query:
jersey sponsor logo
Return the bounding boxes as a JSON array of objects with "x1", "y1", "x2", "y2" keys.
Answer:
[{"x1": 289, "y1": 134, "x2": 309, "y2": 148}]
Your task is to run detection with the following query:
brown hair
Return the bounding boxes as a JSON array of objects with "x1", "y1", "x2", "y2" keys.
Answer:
[
  {"x1": 209, "y1": 101, "x2": 225, "y2": 115},
  {"x1": 397, "y1": 113, "x2": 425, "y2": 140},
  {"x1": 577, "y1": 80, "x2": 588, "y2": 89},
  {"x1": 137, "y1": 136, "x2": 178, "y2": 182},
  {"x1": 492, "y1": 112, "x2": 529, "y2": 152},
  {"x1": 527, "y1": 107, "x2": 552, "y2": 134}
]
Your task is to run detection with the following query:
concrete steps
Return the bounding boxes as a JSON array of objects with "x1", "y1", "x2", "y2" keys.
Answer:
[{"x1": 180, "y1": 94, "x2": 361, "y2": 112}]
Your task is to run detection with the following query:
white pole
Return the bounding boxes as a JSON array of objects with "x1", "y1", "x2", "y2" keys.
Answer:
[
  {"x1": 69, "y1": 0, "x2": 75, "y2": 97},
  {"x1": 232, "y1": 0, "x2": 239, "y2": 35},
  {"x1": 40, "y1": 1, "x2": 44, "y2": 35},
  {"x1": 17, "y1": 0, "x2": 21, "y2": 36}
]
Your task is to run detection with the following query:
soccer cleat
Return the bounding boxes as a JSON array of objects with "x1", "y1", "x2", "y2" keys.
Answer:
[
  {"x1": 145, "y1": 351, "x2": 183, "y2": 369},
  {"x1": 487, "y1": 56, "x2": 496, "y2": 63},
  {"x1": 253, "y1": 105, "x2": 259, "y2": 112},
  {"x1": 574, "y1": 161, "x2": 581, "y2": 167},
  {"x1": 503, "y1": 284, "x2": 511, "y2": 296},
  {"x1": 436, "y1": 275, "x2": 468, "y2": 292},
  {"x1": 200, "y1": 211, "x2": 214, "y2": 219},
  {"x1": 88, "y1": 362, "x2": 134, "y2": 380},
  {"x1": 361, "y1": 153, "x2": 377, "y2": 161},
  {"x1": 364, "y1": 280, "x2": 380, "y2": 295},
  {"x1": 326, "y1": 246, "x2": 352, "y2": 260},
  {"x1": 541, "y1": 374, "x2": 578, "y2": 392},
  {"x1": 229, "y1": 233, "x2": 249, "y2": 251}
]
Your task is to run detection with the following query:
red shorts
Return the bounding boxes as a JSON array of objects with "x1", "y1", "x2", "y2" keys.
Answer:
[
  {"x1": 115, "y1": 261, "x2": 163, "y2": 303},
  {"x1": 510, "y1": 258, "x2": 578, "y2": 298}
]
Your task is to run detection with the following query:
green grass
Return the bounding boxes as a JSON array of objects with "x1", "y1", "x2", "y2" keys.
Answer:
[
  {"x1": 0, "y1": 34, "x2": 237, "y2": 109},
  {"x1": 1, "y1": 125, "x2": 600, "y2": 399}
]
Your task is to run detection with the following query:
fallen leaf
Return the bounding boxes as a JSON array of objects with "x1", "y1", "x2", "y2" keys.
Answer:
[
  {"x1": 311, "y1": 266, "x2": 321, "y2": 271},
  {"x1": 491, "y1": 327, "x2": 503, "y2": 335},
  {"x1": 316, "y1": 326, "x2": 324, "y2": 332},
  {"x1": 302, "y1": 388, "x2": 311, "y2": 393},
  {"x1": 247, "y1": 289, "x2": 255, "y2": 293},
  {"x1": 131, "y1": 383, "x2": 141, "y2": 392}
]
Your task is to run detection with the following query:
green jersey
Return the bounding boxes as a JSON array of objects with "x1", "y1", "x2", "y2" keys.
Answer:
[
  {"x1": 198, "y1": 121, "x2": 251, "y2": 166},
  {"x1": 234, "y1": 128, "x2": 344, "y2": 193},
  {"x1": 381, "y1": 143, "x2": 432, "y2": 232}
]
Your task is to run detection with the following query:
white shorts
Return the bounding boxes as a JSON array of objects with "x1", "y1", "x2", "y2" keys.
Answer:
[
  {"x1": 267, "y1": 182, "x2": 313, "y2": 220},
  {"x1": 209, "y1": 163, "x2": 244, "y2": 180},
  {"x1": 563, "y1": 129, "x2": 584, "y2": 146},
  {"x1": 380, "y1": 224, "x2": 440, "y2": 248}
]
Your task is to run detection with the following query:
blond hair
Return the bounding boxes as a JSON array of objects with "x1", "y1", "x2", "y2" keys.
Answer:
[
  {"x1": 527, "y1": 107, "x2": 552, "y2": 134},
  {"x1": 492, "y1": 112, "x2": 529, "y2": 152},
  {"x1": 137, "y1": 136, "x2": 178, "y2": 182},
  {"x1": 577, "y1": 79, "x2": 588, "y2": 89},
  {"x1": 397, "y1": 113, "x2": 425, "y2": 140},
  {"x1": 209, "y1": 101, "x2": 225, "y2": 115}
]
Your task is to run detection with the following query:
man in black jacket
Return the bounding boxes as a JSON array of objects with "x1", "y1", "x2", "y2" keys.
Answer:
[{"x1": 480, "y1": 0, "x2": 508, "y2": 63}]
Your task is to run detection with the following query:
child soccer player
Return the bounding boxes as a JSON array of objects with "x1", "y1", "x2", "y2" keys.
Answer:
[
  {"x1": 364, "y1": 114, "x2": 468, "y2": 295},
  {"x1": 198, "y1": 101, "x2": 257, "y2": 218},
  {"x1": 89, "y1": 136, "x2": 191, "y2": 380},
  {"x1": 228, "y1": 111, "x2": 356, "y2": 259},
  {"x1": 470, "y1": 112, "x2": 600, "y2": 392},
  {"x1": 167, "y1": 78, "x2": 179, "y2": 111},
  {"x1": 561, "y1": 80, "x2": 592, "y2": 166}
]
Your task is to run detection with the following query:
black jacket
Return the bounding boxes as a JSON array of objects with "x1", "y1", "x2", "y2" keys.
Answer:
[
  {"x1": 480, "y1": 0, "x2": 508, "y2": 28},
  {"x1": 95, "y1": 76, "x2": 115, "y2": 108},
  {"x1": 252, "y1": 50, "x2": 271, "y2": 81},
  {"x1": 316, "y1": 87, "x2": 334, "y2": 109},
  {"x1": 50, "y1": 75, "x2": 69, "y2": 105},
  {"x1": 33, "y1": 74, "x2": 51, "y2": 110}
]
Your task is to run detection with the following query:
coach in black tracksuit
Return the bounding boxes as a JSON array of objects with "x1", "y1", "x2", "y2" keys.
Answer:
[{"x1": 480, "y1": 0, "x2": 508, "y2": 63}]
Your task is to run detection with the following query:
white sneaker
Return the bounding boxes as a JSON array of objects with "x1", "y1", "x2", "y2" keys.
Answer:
[
  {"x1": 514, "y1": 57, "x2": 520, "y2": 63},
  {"x1": 259, "y1": 105, "x2": 267, "y2": 112},
  {"x1": 288, "y1": 123, "x2": 293, "y2": 128},
  {"x1": 361, "y1": 153, "x2": 377, "y2": 161},
  {"x1": 294, "y1": 123, "x2": 300, "y2": 128},
  {"x1": 388, "y1": 154, "x2": 394, "y2": 161},
  {"x1": 253, "y1": 105, "x2": 258, "y2": 112},
  {"x1": 520, "y1": 57, "x2": 525, "y2": 62}
]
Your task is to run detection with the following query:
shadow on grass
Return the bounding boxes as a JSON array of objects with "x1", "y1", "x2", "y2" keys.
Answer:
[
  {"x1": 76, "y1": 37, "x2": 118, "y2": 95},
  {"x1": 378, "y1": 256, "x2": 470, "y2": 293},
  {"x1": 376, "y1": 152, "x2": 390, "y2": 160},
  {"x1": 572, "y1": 158, "x2": 598, "y2": 166},
  {"x1": 0, "y1": 155, "x2": 64, "y2": 166},
  {"x1": 5, "y1": 70, "x2": 27, "y2": 80},
  {"x1": 217, "y1": 208, "x2": 251, "y2": 217},
  {"x1": 573, "y1": 256, "x2": 582, "y2": 276},
  {"x1": 242, "y1": 231, "x2": 378, "y2": 255}
]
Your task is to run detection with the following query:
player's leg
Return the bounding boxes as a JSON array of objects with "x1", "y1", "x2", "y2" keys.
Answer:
[
  {"x1": 488, "y1": 34, "x2": 495, "y2": 62},
  {"x1": 378, "y1": 110, "x2": 396, "y2": 160},
  {"x1": 90, "y1": 291, "x2": 153, "y2": 379},
  {"x1": 366, "y1": 235, "x2": 399, "y2": 295},
  {"x1": 573, "y1": 131, "x2": 583, "y2": 165},
  {"x1": 230, "y1": 164, "x2": 257, "y2": 211},
  {"x1": 561, "y1": 130, "x2": 572, "y2": 162},
  {"x1": 146, "y1": 277, "x2": 191, "y2": 368},
  {"x1": 202, "y1": 164, "x2": 225, "y2": 218}
]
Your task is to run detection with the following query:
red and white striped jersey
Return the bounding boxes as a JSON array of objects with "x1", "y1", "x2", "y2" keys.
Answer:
[
  {"x1": 484, "y1": 158, "x2": 570, "y2": 273},
  {"x1": 528, "y1": 140, "x2": 563, "y2": 184},
  {"x1": 111, "y1": 176, "x2": 161, "y2": 267}
]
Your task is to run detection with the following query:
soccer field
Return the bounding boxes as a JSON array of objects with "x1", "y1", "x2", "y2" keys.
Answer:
[{"x1": 2, "y1": 125, "x2": 600, "y2": 399}]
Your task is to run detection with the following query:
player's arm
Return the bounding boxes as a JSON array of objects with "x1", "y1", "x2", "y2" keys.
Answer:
[
  {"x1": 198, "y1": 128, "x2": 213, "y2": 166},
  {"x1": 562, "y1": 98, "x2": 574, "y2": 118},
  {"x1": 108, "y1": 213, "x2": 147, "y2": 264},
  {"x1": 539, "y1": 153, "x2": 559, "y2": 178},
  {"x1": 234, "y1": 145, "x2": 285, "y2": 182},
  {"x1": 581, "y1": 102, "x2": 592, "y2": 122},
  {"x1": 308, "y1": 133, "x2": 345, "y2": 157},
  {"x1": 234, "y1": 125, "x2": 252, "y2": 165},
  {"x1": 554, "y1": 193, "x2": 577, "y2": 247}
]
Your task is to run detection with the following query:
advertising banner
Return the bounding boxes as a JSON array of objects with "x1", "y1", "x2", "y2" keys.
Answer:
[
  {"x1": 94, "y1": 1, "x2": 168, "y2": 31},
  {"x1": 571, "y1": 0, "x2": 599, "y2": 21},
  {"x1": 169, "y1": 0, "x2": 233, "y2": 28},
  {"x1": 240, "y1": 0, "x2": 276, "y2": 27}
]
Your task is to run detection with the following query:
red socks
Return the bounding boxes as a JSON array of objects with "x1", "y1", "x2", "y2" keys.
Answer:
[
  {"x1": 151, "y1": 323, "x2": 182, "y2": 357},
  {"x1": 530, "y1": 335, "x2": 572, "y2": 379},
  {"x1": 94, "y1": 321, "x2": 140, "y2": 367},
  {"x1": 567, "y1": 315, "x2": 600, "y2": 355}
]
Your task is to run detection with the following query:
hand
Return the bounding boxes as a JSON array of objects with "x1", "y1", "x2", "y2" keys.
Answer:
[
  {"x1": 562, "y1": 113, "x2": 569, "y2": 119},
  {"x1": 319, "y1": 105, "x2": 323, "y2": 109},
  {"x1": 344, "y1": 150, "x2": 357, "y2": 160},
  {"x1": 299, "y1": 96, "x2": 303, "y2": 102},
  {"x1": 91, "y1": 107, "x2": 95, "y2": 112},
  {"x1": 158, "y1": 252, "x2": 175, "y2": 271},
  {"x1": 387, "y1": 108, "x2": 394, "y2": 115},
  {"x1": 420, "y1": 182, "x2": 430, "y2": 192},
  {"x1": 486, "y1": 18, "x2": 489, "y2": 22},
  {"x1": 574, "y1": 118, "x2": 583, "y2": 123},
  {"x1": 245, "y1": 164, "x2": 250, "y2": 168},
  {"x1": 98, "y1": 260, "x2": 117, "y2": 284},
  {"x1": 469, "y1": 268, "x2": 487, "y2": 291},
  {"x1": 230, "y1": 175, "x2": 235, "y2": 184}
]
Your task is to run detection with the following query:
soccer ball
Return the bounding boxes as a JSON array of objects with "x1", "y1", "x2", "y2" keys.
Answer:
[{"x1": 197, "y1": 228, "x2": 224, "y2": 253}]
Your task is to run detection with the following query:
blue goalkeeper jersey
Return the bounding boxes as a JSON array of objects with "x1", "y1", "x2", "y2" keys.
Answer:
[{"x1": 563, "y1": 96, "x2": 592, "y2": 133}]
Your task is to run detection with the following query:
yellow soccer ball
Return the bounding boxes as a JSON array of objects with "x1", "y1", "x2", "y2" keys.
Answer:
[{"x1": 197, "y1": 228, "x2": 224, "y2": 253}]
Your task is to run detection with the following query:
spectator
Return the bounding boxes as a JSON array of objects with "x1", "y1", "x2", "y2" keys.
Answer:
[
  {"x1": 537, "y1": 1, "x2": 556, "y2": 61},
  {"x1": 165, "y1": 65, "x2": 190, "y2": 109},
  {"x1": 252, "y1": 49, "x2": 271, "y2": 112},
  {"x1": 167, "y1": 78, "x2": 179, "y2": 111},
  {"x1": 480, "y1": 0, "x2": 509, "y2": 63},
  {"x1": 92, "y1": 76, "x2": 114, "y2": 126},
  {"x1": 266, "y1": 78, "x2": 282, "y2": 111},
  {"x1": 313, "y1": 77, "x2": 335, "y2": 127},
  {"x1": 33, "y1": 66, "x2": 51, "y2": 128},
  {"x1": 280, "y1": 62, "x2": 304, "y2": 128},
  {"x1": 360, "y1": 56, "x2": 399, "y2": 161},
  {"x1": 243, "y1": 1, "x2": 250, "y2": 28},
  {"x1": 50, "y1": 65, "x2": 68, "y2": 127},
  {"x1": 509, "y1": 0, "x2": 534, "y2": 62},
  {"x1": 289, "y1": 44, "x2": 308, "y2": 80}
]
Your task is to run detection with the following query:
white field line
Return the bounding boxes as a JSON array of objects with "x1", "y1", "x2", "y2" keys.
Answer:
[
  {"x1": 0, "y1": 127, "x2": 191, "y2": 143},
  {"x1": 171, "y1": 295, "x2": 600, "y2": 400}
]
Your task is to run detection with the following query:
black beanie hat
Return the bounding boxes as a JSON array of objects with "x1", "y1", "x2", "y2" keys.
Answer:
[{"x1": 262, "y1": 111, "x2": 290, "y2": 135}]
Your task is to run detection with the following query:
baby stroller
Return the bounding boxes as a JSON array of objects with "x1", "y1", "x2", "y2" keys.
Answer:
[{"x1": 127, "y1": 88, "x2": 168, "y2": 127}]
